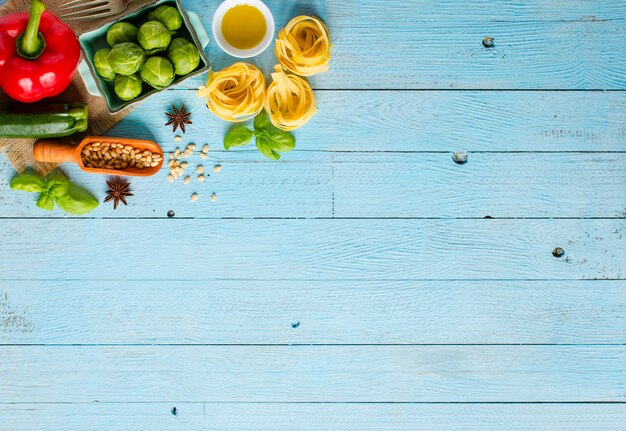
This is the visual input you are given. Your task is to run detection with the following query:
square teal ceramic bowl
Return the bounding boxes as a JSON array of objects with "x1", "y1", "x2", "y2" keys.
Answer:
[{"x1": 78, "y1": 0, "x2": 210, "y2": 114}]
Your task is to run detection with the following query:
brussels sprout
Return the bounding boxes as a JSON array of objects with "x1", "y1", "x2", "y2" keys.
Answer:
[
  {"x1": 106, "y1": 22, "x2": 139, "y2": 47},
  {"x1": 167, "y1": 38, "x2": 200, "y2": 76},
  {"x1": 140, "y1": 57, "x2": 175, "y2": 89},
  {"x1": 93, "y1": 48, "x2": 116, "y2": 81},
  {"x1": 148, "y1": 5, "x2": 183, "y2": 32},
  {"x1": 114, "y1": 73, "x2": 143, "y2": 101},
  {"x1": 108, "y1": 42, "x2": 146, "y2": 76},
  {"x1": 137, "y1": 21, "x2": 171, "y2": 54}
]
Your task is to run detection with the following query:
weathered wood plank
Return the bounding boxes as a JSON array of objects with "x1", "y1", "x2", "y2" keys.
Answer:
[
  {"x1": 0, "y1": 219, "x2": 623, "y2": 280},
  {"x1": 108, "y1": 90, "x2": 626, "y2": 152},
  {"x1": 1, "y1": 152, "x2": 625, "y2": 218},
  {"x1": 177, "y1": 0, "x2": 626, "y2": 89},
  {"x1": 1, "y1": 345, "x2": 624, "y2": 402},
  {"x1": 1, "y1": 280, "x2": 624, "y2": 345},
  {"x1": 2, "y1": 402, "x2": 626, "y2": 431}
]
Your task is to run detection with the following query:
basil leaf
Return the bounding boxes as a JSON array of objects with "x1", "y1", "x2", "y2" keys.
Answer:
[
  {"x1": 44, "y1": 170, "x2": 71, "y2": 197},
  {"x1": 267, "y1": 130, "x2": 296, "y2": 153},
  {"x1": 256, "y1": 136, "x2": 280, "y2": 160},
  {"x1": 224, "y1": 125, "x2": 253, "y2": 150},
  {"x1": 55, "y1": 182, "x2": 99, "y2": 215},
  {"x1": 254, "y1": 110, "x2": 270, "y2": 130},
  {"x1": 10, "y1": 170, "x2": 45, "y2": 193},
  {"x1": 36, "y1": 193, "x2": 55, "y2": 211}
]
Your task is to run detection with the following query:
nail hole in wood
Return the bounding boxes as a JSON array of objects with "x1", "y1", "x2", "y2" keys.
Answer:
[
  {"x1": 552, "y1": 247, "x2": 565, "y2": 258},
  {"x1": 171, "y1": 407, "x2": 177, "y2": 416},
  {"x1": 291, "y1": 320, "x2": 300, "y2": 328},
  {"x1": 167, "y1": 210, "x2": 175, "y2": 218},
  {"x1": 482, "y1": 36, "x2": 495, "y2": 48},
  {"x1": 452, "y1": 151, "x2": 468, "y2": 164}
]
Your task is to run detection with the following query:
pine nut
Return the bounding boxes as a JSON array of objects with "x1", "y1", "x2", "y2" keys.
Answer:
[
  {"x1": 81, "y1": 141, "x2": 162, "y2": 171},
  {"x1": 213, "y1": 165, "x2": 222, "y2": 173}
]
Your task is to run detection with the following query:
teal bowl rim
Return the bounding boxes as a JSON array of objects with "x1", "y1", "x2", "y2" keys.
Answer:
[{"x1": 78, "y1": 0, "x2": 211, "y2": 115}]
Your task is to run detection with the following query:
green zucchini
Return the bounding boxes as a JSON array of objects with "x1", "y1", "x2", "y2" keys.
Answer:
[{"x1": 0, "y1": 103, "x2": 88, "y2": 138}]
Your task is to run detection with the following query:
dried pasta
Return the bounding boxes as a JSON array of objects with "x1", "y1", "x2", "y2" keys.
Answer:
[
  {"x1": 197, "y1": 62, "x2": 266, "y2": 122},
  {"x1": 265, "y1": 65, "x2": 317, "y2": 131},
  {"x1": 275, "y1": 15, "x2": 332, "y2": 76}
]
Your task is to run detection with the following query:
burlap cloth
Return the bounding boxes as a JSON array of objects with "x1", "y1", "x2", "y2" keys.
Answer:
[{"x1": 0, "y1": 0, "x2": 157, "y2": 174}]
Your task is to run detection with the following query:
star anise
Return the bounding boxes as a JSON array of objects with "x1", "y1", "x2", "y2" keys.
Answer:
[
  {"x1": 165, "y1": 104, "x2": 192, "y2": 133},
  {"x1": 104, "y1": 177, "x2": 133, "y2": 209}
]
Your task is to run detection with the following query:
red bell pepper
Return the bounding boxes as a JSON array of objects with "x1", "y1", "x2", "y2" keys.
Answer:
[{"x1": 0, "y1": 0, "x2": 80, "y2": 103}]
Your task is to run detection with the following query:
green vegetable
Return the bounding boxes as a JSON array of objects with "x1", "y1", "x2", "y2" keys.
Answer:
[
  {"x1": 114, "y1": 73, "x2": 143, "y2": 101},
  {"x1": 10, "y1": 169, "x2": 99, "y2": 215},
  {"x1": 140, "y1": 56, "x2": 174, "y2": 89},
  {"x1": 148, "y1": 5, "x2": 182, "y2": 32},
  {"x1": 167, "y1": 38, "x2": 200, "y2": 76},
  {"x1": 0, "y1": 103, "x2": 88, "y2": 138},
  {"x1": 108, "y1": 42, "x2": 145, "y2": 76},
  {"x1": 106, "y1": 22, "x2": 139, "y2": 47},
  {"x1": 223, "y1": 110, "x2": 296, "y2": 160},
  {"x1": 137, "y1": 21, "x2": 171, "y2": 54},
  {"x1": 224, "y1": 125, "x2": 254, "y2": 150},
  {"x1": 94, "y1": 48, "x2": 116, "y2": 81}
]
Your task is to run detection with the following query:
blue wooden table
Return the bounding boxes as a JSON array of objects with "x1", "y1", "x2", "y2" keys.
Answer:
[{"x1": 1, "y1": 1, "x2": 625, "y2": 429}]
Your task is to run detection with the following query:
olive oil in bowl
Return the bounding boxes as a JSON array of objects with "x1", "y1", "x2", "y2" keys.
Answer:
[
  {"x1": 212, "y1": 0, "x2": 275, "y2": 58},
  {"x1": 222, "y1": 4, "x2": 266, "y2": 50}
]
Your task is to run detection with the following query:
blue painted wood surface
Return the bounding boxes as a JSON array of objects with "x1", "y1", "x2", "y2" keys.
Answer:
[{"x1": 0, "y1": 0, "x2": 625, "y2": 429}]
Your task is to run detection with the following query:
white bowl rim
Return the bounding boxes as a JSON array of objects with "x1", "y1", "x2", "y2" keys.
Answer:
[{"x1": 212, "y1": 0, "x2": 275, "y2": 58}]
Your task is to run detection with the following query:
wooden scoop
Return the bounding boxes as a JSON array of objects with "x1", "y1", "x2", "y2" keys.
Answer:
[{"x1": 34, "y1": 136, "x2": 164, "y2": 177}]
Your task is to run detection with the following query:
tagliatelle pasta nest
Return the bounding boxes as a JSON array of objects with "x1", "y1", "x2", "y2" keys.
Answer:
[
  {"x1": 265, "y1": 65, "x2": 317, "y2": 131},
  {"x1": 275, "y1": 15, "x2": 332, "y2": 76},
  {"x1": 197, "y1": 62, "x2": 266, "y2": 122}
]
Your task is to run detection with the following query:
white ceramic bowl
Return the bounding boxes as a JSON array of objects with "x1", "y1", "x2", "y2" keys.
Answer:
[{"x1": 212, "y1": 0, "x2": 275, "y2": 58}]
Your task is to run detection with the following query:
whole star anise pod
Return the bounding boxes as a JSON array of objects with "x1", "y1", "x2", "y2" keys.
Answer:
[
  {"x1": 104, "y1": 177, "x2": 133, "y2": 209},
  {"x1": 165, "y1": 104, "x2": 192, "y2": 133}
]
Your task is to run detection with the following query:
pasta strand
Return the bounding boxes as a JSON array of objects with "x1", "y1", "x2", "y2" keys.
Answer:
[
  {"x1": 265, "y1": 65, "x2": 317, "y2": 131},
  {"x1": 197, "y1": 62, "x2": 266, "y2": 122},
  {"x1": 275, "y1": 16, "x2": 332, "y2": 76}
]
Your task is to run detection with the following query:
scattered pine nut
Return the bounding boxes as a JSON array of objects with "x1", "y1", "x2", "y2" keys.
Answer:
[
  {"x1": 167, "y1": 174, "x2": 175, "y2": 183},
  {"x1": 202, "y1": 144, "x2": 209, "y2": 152},
  {"x1": 184, "y1": 176, "x2": 191, "y2": 184},
  {"x1": 200, "y1": 153, "x2": 207, "y2": 159},
  {"x1": 174, "y1": 136, "x2": 182, "y2": 142},
  {"x1": 213, "y1": 165, "x2": 222, "y2": 173},
  {"x1": 187, "y1": 144, "x2": 196, "y2": 150},
  {"x1": 196, "y1": 165, "x2": 204, "y2": 173},
  {"x1": 191, "y1": 193, "x2": 198, "y2": 202},
  {"x1": 198, "y1": 174, "x2": 206, "y2": 182},
  {"x1": 181, "y1": 161, "x2": 188, "y2": 168},
  {"x1": 211, "y1": 193, "x2": 217, "y2": 202}
]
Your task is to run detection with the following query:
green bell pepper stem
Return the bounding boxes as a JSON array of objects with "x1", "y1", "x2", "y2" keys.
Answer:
[{"x1": 21, "y1": 0, "x2": 46, "y2": 57}]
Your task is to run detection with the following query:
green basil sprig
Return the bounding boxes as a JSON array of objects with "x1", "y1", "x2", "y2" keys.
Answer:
[
  {"x1": 224, "y1": 110, "x2": 295, "y2": 160},
  {"x1": 10, "y1": 169, "x2": 99, "y2": 215}
]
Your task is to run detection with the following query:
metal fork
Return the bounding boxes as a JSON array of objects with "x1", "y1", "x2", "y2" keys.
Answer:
[{"x1": 59, "y1": 0, "x2": 132, "y2": 21}]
